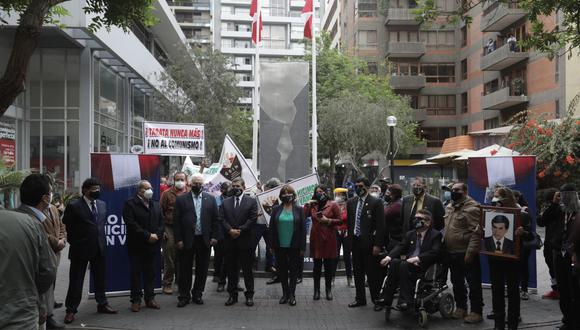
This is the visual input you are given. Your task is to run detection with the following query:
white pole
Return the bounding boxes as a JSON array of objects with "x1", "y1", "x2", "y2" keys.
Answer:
[
  {"x1": 251, "y1": 2, "x2": 261, "y2": 173},
  {"x1": 311, "y1": 1, "x2": 318, "y2": 173}
]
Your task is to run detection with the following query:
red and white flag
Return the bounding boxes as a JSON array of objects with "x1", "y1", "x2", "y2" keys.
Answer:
[
  {"x1": 302, "y1": 0, "x2": 313, "y2": 39},
  {"x1": 91, "y1": 154, "x2": 160, "y2": 191},
  {"x1": 250, "y1": 0, "x2": 262, "y2": 44},
  {"x1": 468, "y1": 156, "x2": 535, "y2": 188}
]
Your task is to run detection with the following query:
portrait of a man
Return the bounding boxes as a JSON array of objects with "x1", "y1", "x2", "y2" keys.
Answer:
[{"x1": 483, "y1": 214, "x2": 515, "y2": 255}]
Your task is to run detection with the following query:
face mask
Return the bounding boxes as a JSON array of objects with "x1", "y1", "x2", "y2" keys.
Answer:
[
  {"x1": 491, "y1": 197, "x2": 502, "y2": 207},
  {"x1": 412, "y1": 187, "x2": 424, "y2": 196},
  {"x1": 143, "y1": 189, "x2": 153, "y2": 200},
  {"x1": 89, "y1": 190, "x2": 100, "y2": 200},
  {"x1": 316, "y1": 193, "x2": 328, "y2": 202},
  {"x1": 44, "y1": 192, "x2": 53, "y2": 207},
  {"x1": 413, "y1": 217, "x2": 427, "y2": 230},
  {"x1": 191, "y1": 185, "x2": 202, "y2": 195},
  {"x1": 443, "y1": 191, "x2": 451, "y2": 201},
  {"x1": 370, "y1": 192, "x2": 380, "y2": 198},
  {"x1": 232, "y1": 188, "x2": 243, "y2": 197},
  {"x1": 384, "y1": 194, "x2": 392, "y2": 203},
  {"x1": 355, "y1": 187, "x2": 366, "y2": 197},
  {"x1": 451, "y1": 191, "x2": 463, "y2": 202},
  {"x1": 334, "y1": 196, "x2": 345, "y2": 203},
  {"x1": 174, "y1": 181, "x2": 185, "y2": 190},
  {"x1": 280, "y1": 195, "x2": 294, "y2": 204}
]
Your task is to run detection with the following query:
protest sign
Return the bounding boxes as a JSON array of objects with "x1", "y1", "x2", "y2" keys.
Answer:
[{"x1": 143, "y1": 121, "x2": 204, "y2": 157}]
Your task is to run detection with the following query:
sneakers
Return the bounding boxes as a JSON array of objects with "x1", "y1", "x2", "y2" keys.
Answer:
[
  {"x1": 520, "y1": 291, "x2": 529, "y2": 300},
  {"x1": 464, "y1": 312, "x2": 483, "y2": 324},
  {"x1": 162, "y1": 285, "x2": 173, "y2": 294},
  {"x1": 542, "y1": 290, "x2": 560, "y2": 300},
  {"x1": 452, "y1": 308, "x2": 467, "y2": 319}
]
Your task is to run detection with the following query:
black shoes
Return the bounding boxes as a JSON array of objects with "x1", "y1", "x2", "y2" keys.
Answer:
[
  {"x1": 46, "y1": 316, "x2": 65, "y2": 329},
  {"x1": 313, "y1": 289, "x2": 320, "y2": 300},
  {"x1": 396, "y1": 302, "x2": 409, "y2": 311},
  {"x1": 374, "y1": 304, "x2": 384, "y2": 312},
  {"x1": 217, "y1": 284, "x2": 225, "y2": 292},
  {"x1": 225, "y1": 294, "x2": 238, "y2": 306},
  {"x1": 297, "y1": 277, "x2": 303, "y2": 284},
  {"x1": 279, "y1": 295, "x2": 289, "y2": 304},
  {"x1": 177, "y1": 300, "x2": 189, "y2": 308},
  {"x1": 288, "y1": 295, "x2": 296, "y2": 306},
  {"x1": 348, "y1": 300, "x2": 367, "y2": 307},
  {"x1": 326, "y1": 289, "x2": 333, "y2": 301},
  {"x1": 193, "y1": 296, "x2": 204, "y2": 305},
  {"x1": 267, "y1": 276, "x2": 281, "y2": 285},
  {"x1": 245, "y1": 296, "x2": 254, "y2": 306},
  {"x1": 53, "y1": 302, "x2": 63, "y2": 309}
]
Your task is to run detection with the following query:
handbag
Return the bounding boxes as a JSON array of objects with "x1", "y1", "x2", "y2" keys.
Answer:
[{"x1": 522, "y1": 232, "x2": 543, "y2": 250}]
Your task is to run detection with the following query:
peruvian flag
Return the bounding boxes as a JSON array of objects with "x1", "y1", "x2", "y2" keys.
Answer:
[
  {"x1": 250, "y1": 0, "x2": 262, "y2": 44},
  {"x1": 91, "y1": 154, "x2": 160, "y2": 191},
  {"x1": 302, "y1": 0, "x2": 314, "y2": 39},
  {"x1": 468, "y1": 156, "x2": 536, "y2": 189}
]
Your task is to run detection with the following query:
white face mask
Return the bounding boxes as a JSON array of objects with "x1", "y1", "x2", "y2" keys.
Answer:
[
  {"x1": 45, "y1": 192, "x2": 53, "y2": 208},
  {"x1": 370, "y1": 192, "x2": 380, "y2": 198},
  {"x1": 174, "y1": 180, "x2": 185, "y2": 190},
  {"x1": 143, "y1": 189, "x2": 154, "y2": 200}
]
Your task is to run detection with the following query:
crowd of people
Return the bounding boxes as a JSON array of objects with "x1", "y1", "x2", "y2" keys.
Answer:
[{"x1": 0, "y1": 172, "x2": 579, "y2": 330}]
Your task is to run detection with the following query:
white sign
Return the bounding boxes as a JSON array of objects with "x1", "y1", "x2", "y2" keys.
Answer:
[
  {"x1": 143, "y1": 121, "x2": 205, "y2": 156},
  {"x1": 256, "y1": 173, "x2": 319, "y2": 225}
]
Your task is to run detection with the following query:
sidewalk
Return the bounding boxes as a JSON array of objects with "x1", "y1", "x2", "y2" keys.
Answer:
[{"x1": 53, "y1": 241, "x2": 561, "y2": 329}]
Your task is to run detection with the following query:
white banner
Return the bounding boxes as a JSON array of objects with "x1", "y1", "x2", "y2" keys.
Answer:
[
  {"x1": 143, "y1": 121, "x2": 205, "y2": 156},
  {"x1": 256, "y1": 173, "x2": 319, "y2": 225}
]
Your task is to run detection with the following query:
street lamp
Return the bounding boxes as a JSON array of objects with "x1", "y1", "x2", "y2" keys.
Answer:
[{"x1": 387, "y1": 115, "x2": 397, "y2": 183}]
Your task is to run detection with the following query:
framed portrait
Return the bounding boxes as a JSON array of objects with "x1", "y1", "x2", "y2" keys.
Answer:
[{"x1": 479, "y1": 206, "x2": 521, "y2": 260}]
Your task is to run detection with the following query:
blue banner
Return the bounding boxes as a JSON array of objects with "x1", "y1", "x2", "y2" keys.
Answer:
[{"x1": 90, "y1": 153, "x2": 161, "y2": 295}]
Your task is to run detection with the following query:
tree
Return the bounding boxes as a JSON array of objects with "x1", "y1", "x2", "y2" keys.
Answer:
[
  {"x1": 0, "y1": 0, "x2": 156, "y2": 118},
  {"x1": 417, "y1": 0, "x2": 580, "y2": 58},
  {"x1": 306, "y1": 33, "x2": 421, "y2": 187},
  {"x1": 153, "y1": 46, "x2": 250, "y2": 162}
]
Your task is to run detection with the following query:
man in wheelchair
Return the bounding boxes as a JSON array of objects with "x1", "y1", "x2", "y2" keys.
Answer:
[{"x1": 378, "y1": 209, "x2": 442, "y2": 311}]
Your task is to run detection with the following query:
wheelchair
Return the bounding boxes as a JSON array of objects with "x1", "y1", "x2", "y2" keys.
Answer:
[{"x1": 379, "y1": 262, "x2": 455, "y2": 328}]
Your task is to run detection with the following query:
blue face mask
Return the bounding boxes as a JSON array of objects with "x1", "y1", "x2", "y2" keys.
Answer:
[{"x1": 443, "y1": 191, "x2": 451, "y2": 201}]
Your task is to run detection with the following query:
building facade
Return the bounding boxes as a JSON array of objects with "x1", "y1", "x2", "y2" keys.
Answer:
[
  {"x1": 168, "y1": 0, "x2": 213, "y2": 47},
  {"x1": 323, "y1": 0, "x2": 578, "y2": 158},
  {"x1": 0, "y1": 0, "x2": 191, "y2": 193}
]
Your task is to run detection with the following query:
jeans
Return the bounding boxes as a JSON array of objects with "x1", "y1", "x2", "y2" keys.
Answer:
[
  {"x1": 335, "y1": 233, "x2": 352, "y2": 277},
  {"x1": 446, "y1": 252, "x2": 483, "y2": 314}
]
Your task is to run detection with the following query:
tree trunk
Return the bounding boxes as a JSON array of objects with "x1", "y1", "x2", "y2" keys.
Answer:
[
  {"x1": 0, "y1": 1, "x2": 57, "y2": 117},
  {"x1": 329, "y1": 151, "x2": 336, "y2": 190}
]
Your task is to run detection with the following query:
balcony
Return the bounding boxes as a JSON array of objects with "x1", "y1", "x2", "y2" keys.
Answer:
[
  {"x1": 482, "y1": 86, "x2": 529, "y2": 110},
  {"x1": 389, "y1": 75, "x2": 426, "y2": 90},
  {"x1": 481, "y1": 1, "x2": 527, "y2": 32},
  {"x1": 384, "y1": 8, "x2": 421, "y2": 26},
  {"x1": 175, "y1": 17, "x2": 211, "y2": 26},
  {"x1": 385, "y1": 41, "x2": 425, "y2": 58},
  {"x1": 481, "y1": 44, "x2": 528, "y2": 71},
  {"x1": 413, "y1": 108, "x2": 427, "y2": 121}
]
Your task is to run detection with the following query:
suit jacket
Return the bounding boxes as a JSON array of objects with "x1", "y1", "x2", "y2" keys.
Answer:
[
  {"x1": 62, "y1": 197, "x2": 107, "y2": 261},
  {"x1": 269, "y1": 204, "x2": 306, "y2": 251},
  {"x1": 389, "y1": 228, "x2": 442, "y2": 271},
  {"x1": 346, "y1": 194, "x2": 385, "y2": 248},
  {"x1": 173, "y1": 191, "x2": 220, "y2": 249},
  {"x1": 123, "y1": 195, "x2": 164, "y2": 253},
  {"x1": 401, "y1": 193, "x2": 445, "y2": 233},
  {"x1": 484, "y1": 236, "x2": 515, "y2": 255},
  {"x1": 219, "y1": 194, "x2": 258, "y2": 250}
]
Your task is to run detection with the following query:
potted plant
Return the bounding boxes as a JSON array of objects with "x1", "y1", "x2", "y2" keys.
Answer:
[{"x1": 512, "y1": 78, "x2": 524, "y2": 96}]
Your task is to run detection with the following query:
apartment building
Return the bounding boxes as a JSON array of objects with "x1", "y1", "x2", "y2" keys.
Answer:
[
  {"x1": 168, "y1": 0, "x2": 213, "y2": 47},
  {"x1": 324, "y1": 0, "x2": 577, "y2": 157}
]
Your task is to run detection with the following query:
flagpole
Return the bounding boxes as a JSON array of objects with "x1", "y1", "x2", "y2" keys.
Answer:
[
  {"x1": 311, "y1": 0, "x2": 318, "y2": 173},
  {"x1": 251, "y1": 1, "x2": 260, "y2": 174}
]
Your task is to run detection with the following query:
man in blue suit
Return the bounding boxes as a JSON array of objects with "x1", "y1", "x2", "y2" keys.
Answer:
[{"x1": 63, "y1": 178, "x2": 117, "y2": 324}]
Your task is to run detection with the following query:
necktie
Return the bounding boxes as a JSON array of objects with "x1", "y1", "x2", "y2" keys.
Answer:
[
  {"x1": 496, "y1": 241, "x2": 502, "y2": 252},
  {"x1": 411, "y1": 233, "x2": 422, "y2": 257},
  {"x1": 235, "y1": 197, "x2": 240, "y2": 209},
  {"x1": 354, "y1": 198, "x2": 362, "y2": 236},
  {"x1": 91, "y1": 201, "x2": 98, "y2": 223},
  {"x1": 410, "y1": 197, "x2": 418, "y2": 222}
]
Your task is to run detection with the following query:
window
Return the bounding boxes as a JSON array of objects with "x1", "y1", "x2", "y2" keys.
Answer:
[
  {"x1": 419, "y1": 95, "x2": 456, "y2": 115},
  {"x1": 555, "y1": 57, "x2": 560, "y2": 82},
  {"x1": 555, "y1": 99, "x2": 560, "y2": 118},
  {"x1": 461, "y1": 92, "x2": 468, "y2": 113},
  {"x1": 421, "y1": 127, "x2": 456, "y2": 147},
  {"x1": 391, "y1": 30, "x2": 420, "y2": 42},
  {"x1": 420, "y1": 63, "x2": 455, "y2": 83},
  {"x1": 422, "y1": 30, "x2": 454, "y2": 47},
  {"x1": 235, "y1": 7, "x2": 250, "y2": 15},
  {"x1": 234, "y1": 39, "x2": 251, "y2": 48},
  {"x1": 358, "y1": 30, "x2": 377, "y2": 48},
  {"x1": 221, "y1": 38, "x2": 234, "y2": 48},
  {"x1": 461, "y1": 125, "x2": 468, "y2": 135},
  {"x1": 221, "y1": 6, "x2": 233, "y2": 14},
  {"x1": 390, "y1": 62, "x2": 419, "y2": 75},
  {"x1": 484, "y1": 79, "x2": 499, "y2": 94},
  {"x1": 484, "y1": 117, "x2": 500, "y2": 130},
  {"x1": 262, "y1": 0, "x2": 287, "y2": 16},
  {"x1": 436, "y1": 0, "x2": 455, "y2": 12},
  {"x1": 461, "y1": 26, "x2": 467, "y2": 47},
  {"x1": 262, "y1": 25, "x2": 287, "y2": 49},
  {"x1": 367, "y1": 62, "x2": 378, "y2": 74},
  {"x1": 357, "y1": 0, "x2": 378, "y2": 17},
  {"x1": 461, "y1": 59, "x2": 467, "y2": 80},
  {"x1": 235, "y1": 73, "x2": 252, "y2": 81}
]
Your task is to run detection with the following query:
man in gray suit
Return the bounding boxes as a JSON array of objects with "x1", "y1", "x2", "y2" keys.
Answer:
[
  {"x1": 401, "y1": 177, "x2": 445, "y2": 233},
  {"x1": 3, "y1": 173, "x2": 57, "y2": 329}
]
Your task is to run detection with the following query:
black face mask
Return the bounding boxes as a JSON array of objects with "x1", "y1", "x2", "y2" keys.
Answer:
[
  {"x1": 355, "y1": 187, "x2": 366, "y2": 197},
  {"x1": 191, "y1": 185, "x2": 202, "y2": 195},
  {"x1": 280, "y1": 195, "x2": 294, "y2": 204},
  {"x1": 89, "y1": 191, "x2": 100, "y2": 200},
  {"x1": 316, "y1": 193, "x2": 328, "y2": 202},
  {"x1": 412, "y1": 187, "x2": 424, "y2": 196},
  {"x1": 232, "y1": 188, "x2": 243, "y2": 197},
  {"x1": 451, "y1": 191, "x2": 463, "y2": 202},
  {"x1": 384, "y1": 195, "x2": 392, "y2": 203}
]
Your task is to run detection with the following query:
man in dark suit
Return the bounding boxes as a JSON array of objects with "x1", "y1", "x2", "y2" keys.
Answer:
[
  {"x1": 220, "y1": 177, "x2": 258, "y2": 306},
  {"x1": 379, "y1": 209, "x2": 442, "y2": 311},
  {"x1": 173, "y1": 174, "x2": 220, "y2": 307},
  {"x1": 123, "y1": 180, "x2": 164, "y2": 312},
  {"x1": 63, "y1": 178, "x2": 117, "y2": 325},
  {"x1": 401, "y1": 177, "x2": 445, "y2": 233},
  {"x1": 483, "y1": 215, "x2": 515, "y2": 255},
  {"x1": 347, "y1": 177, "x2": 385, "y2": 310}
]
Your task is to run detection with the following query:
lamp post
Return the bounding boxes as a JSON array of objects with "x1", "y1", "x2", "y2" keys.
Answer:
[{"x1": 387, "y1": 115, "x2": 397, "y2": 183}]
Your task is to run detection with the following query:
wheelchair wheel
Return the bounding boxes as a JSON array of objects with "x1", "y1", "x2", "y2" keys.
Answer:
[
  {"x1": 439, "y1": 293, "x2": 455, "y2": 319},
  {"x1": 384, "y1": 308, "x2": 391, "y2": 322},
  {"x1": 418, "y1": 309, "x2": 429, "y2": 328}
]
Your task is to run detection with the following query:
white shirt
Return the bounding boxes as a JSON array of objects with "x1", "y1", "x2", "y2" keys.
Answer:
[{"x1": 494, "y1": 237, "x2": 505, "y2": 251}]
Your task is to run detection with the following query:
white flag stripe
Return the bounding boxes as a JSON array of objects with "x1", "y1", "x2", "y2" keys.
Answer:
[
  {"x1": 111, "y1": 154, "x2": 141, "y2": 190},
  {"x1": 486, "y1": 157, "x2": 515, "y2": 187}
]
